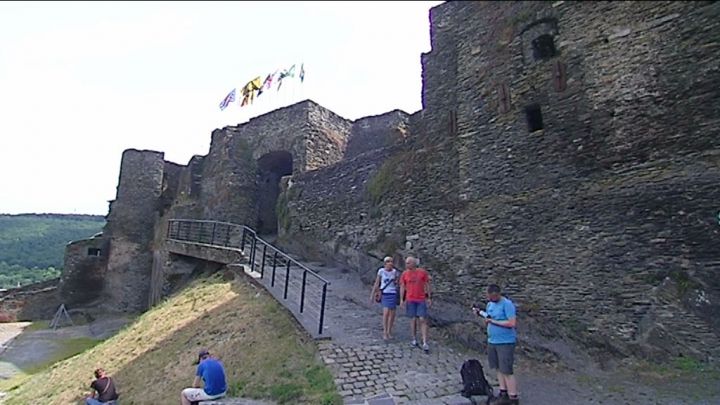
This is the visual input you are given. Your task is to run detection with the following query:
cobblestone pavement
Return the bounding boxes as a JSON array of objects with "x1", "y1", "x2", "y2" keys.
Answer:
[
  {"x1": 301, "y1": 261, "x2": 480, "y2": 405},
  {"x1": 274, "y1": 257, "x2": 720, "y2": 405}
]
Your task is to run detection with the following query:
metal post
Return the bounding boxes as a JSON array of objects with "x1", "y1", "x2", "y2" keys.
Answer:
[
  {"x1": 241, "y1": 228, "x2": 246, "y2": 251},
  {"x1": 250, "y1": 237, "x2": 257, "y2": 273},
  {"x1": 166, "y1": 221, "x2": 172, "y2": 239},
  {"x1": 271, "y1": 252, "x2": 278, "y2": 287},
  {"x1": 211, "y1": 222, "x2": 217, "y2": 245},
  {"x1": 300, "y1": 270, "x2": 307, "y2": 313},
  {"x1": 225, "y1": 225, "x2": 231, "y2": 247},
  {"x1": 318, "y1": 283, "x2": 328, "y2": 335},
  {"x1": 284, "y1": 261, "x2": 291, "y2": 299},
  {"x1": 260, "y1": 244, "x2": 267, "y2": 279}
]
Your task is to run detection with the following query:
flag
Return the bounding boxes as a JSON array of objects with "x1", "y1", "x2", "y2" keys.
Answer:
[
  {"x1": 277, "y1": 64, "x2": 296, "y2": 91},
  {"x1": 257, "y1": 71, "x2": 276, "y2": 97},
  {"x1": 299, "y1": 63, "x2": 305, "y2": 82},
  {"x1": 219, "y1": 88, "x2": 236, "y2": 111},
  {"x1": 240, "y1": 77, "x2": 262, "y2": 106}
]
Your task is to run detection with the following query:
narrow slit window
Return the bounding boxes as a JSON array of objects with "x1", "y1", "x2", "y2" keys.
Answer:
[
  {"x1": 88, "y1": 248, "x2": 102, "y2": 257},
  {"x1": 525, "y1": 104, "x2": 544, "y2": 132},
  {"x1": 532, "y1": 34, "x2": 557, "y2": 60}
]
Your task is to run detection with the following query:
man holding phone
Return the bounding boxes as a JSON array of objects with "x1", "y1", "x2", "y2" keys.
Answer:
[{"x1": 473, "y1": 284, "x2": 519, "y2": 405}]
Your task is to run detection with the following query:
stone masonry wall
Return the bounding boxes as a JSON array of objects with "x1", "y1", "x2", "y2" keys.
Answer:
[
  {"x1": 345, "y1": 110, "x2": 410, "y2": 160},
  {"x1": 281, "y1": 1, "x2": 720, "y2": 362},
  {"x1": 102, "y1": 149, "x2": 165, "y2": 312},
  {"x1": 58, "y1": 235, "x2": 109, "y2": 308},
  {"x1": 0, "y1": 279, "x2": 60, "y2": 321},
  {"x1": 196, "y1": 100, "x2": 351, "y2": 226}
]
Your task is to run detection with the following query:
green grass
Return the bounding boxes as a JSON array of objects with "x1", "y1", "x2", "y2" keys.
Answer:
[
  {"x1": 0, "y1": 336, "x2": 102, "y2": 393},
  {"x1": 4, "y1": 273, "x2": 341, "y2": 405},
  {"x1": 23, "y1": 320, "x2": 50, "y2": 332},
  {"x1": 25, "y1": 337, "x2": 102, "y2": 374}
]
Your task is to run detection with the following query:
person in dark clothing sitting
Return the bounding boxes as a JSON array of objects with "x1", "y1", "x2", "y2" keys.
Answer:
[{"x1": 85, "y1": 367, "x2": 119, "y2": 405}]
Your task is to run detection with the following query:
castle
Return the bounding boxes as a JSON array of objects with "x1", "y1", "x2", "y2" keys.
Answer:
[{"x1": 6, "y1": 1, "x2": 720, "y2": 363}]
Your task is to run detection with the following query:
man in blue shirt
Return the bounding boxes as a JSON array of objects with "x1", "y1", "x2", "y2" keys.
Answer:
[
  {"x1": 180, "y1": 349, "x2": 227, "y2": 405},
  {"x1": 474, "y1": 284, "x2": 519, "y2": 405}
]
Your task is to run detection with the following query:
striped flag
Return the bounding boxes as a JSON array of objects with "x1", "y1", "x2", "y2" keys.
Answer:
[{"x1": 219, "y1": 88, "x2": 236, "y2": 111}]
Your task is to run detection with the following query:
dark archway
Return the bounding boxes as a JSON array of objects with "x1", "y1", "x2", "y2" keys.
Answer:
[{"x1": 256, "y1": 151, "x2": 293, "y2": 235}]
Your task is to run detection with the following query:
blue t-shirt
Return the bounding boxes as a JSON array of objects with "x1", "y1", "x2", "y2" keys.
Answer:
[
  {"x1": 486, "y1": 297, "x2": 517, "y2": 344},
  {"x1": 196, "y1": 358, "x2": 227, "y2": 395}
]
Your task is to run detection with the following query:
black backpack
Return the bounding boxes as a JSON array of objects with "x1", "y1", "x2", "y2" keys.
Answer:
[{"x1": 460, "y1": 359, "x2": 494, "y2": 399}]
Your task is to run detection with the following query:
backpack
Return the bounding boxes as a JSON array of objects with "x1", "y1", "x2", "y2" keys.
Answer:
[{"x1": 460, "y1": 359, "x2": 494, "y2": 399}]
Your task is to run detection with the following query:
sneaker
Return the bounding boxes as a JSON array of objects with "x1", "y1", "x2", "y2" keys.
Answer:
[
  {"x1": 422, "y1": 343, "x2": 430, "y2": 353},
  {"x1": 411, "y1": 339, "x2": 418, "y2": 347}
]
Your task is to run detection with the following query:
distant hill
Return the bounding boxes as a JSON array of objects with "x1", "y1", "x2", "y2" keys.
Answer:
[{"x1": 0, "y1": 214, "x2": 105, "y2": 288}]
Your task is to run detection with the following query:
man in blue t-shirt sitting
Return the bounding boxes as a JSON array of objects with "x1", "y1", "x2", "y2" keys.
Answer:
[
  {"x1": 474, "y1": 284, "x2": 519, "y2": 405},
  {"x1": 180, "y1": 349, "x2": 227, "y2": 405}
]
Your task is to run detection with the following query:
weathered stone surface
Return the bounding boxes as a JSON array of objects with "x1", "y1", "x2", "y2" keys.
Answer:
[
  {"x1": 280, "y1": 1, "x2": 720, "y2": 363},
  {"x1": 50, "y1": 0, "x2": 720, "y2": 367},
  {"x1": 0, "y1": 279, "x2": 59, "y2": 321},
  {"x1": 346, "y1": 110, "x2": 410, "y2": 159}
]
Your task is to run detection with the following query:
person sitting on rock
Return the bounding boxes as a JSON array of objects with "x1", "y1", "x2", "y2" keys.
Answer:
[
  {"x1": 85, "y1": 367, "x2": 119, "y2": 405},
  {"x1": 180, "y1": 349, "x2": 227, "y2": 405}
]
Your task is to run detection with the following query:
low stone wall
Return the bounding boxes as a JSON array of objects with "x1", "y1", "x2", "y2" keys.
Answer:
[{"x1": 0, "y1": 279, "x2": 60, "y2": 321}]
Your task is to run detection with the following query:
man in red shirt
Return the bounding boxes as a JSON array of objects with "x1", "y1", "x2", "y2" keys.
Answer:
[{"x1": 399, "y1": 256, "x2": 432, "y2": 353}]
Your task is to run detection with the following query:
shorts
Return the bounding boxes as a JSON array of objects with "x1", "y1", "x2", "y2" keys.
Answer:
[
  {"x1": 488, "y1": 343, "x2": 515, "y2": 375},
  {"x1": 181, "y1": 388, "x2": 226, "y2": 402},
  {"x1": 381, "y1": 293, "x2": 398, "y2": 309},
  {"x1": 406, "y1": 300, "x2": 428, "y2": 318}
]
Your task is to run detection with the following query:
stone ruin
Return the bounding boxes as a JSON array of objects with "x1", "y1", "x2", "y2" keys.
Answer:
[{"x1": 5, "y1": 1, "x2": 719, "y2": 364}]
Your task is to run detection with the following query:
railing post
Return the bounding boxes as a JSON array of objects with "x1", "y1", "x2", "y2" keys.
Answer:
[
  {"x1": 300, "y1": 270, "x2": 307, "y2": 313},
  {"x1": 284, "y1": 261, "x2": 291, "y2": 299},
  {"x1": 250, "y1": 237, "x2": 257, "y2": 273},
  {"x1": 260, "y1": 244, "x2": 267, "y2": 279},
  {"x1": 271, "y1": 252, "x2": 278, "y2": 287},
  {"x1": 241, "y1": 228, "x2": 246, "y2": 251},
  {"x1": 166, "y1": 221, "x2": 172, "y2": 239},
  {"x1": 318, "y1": 283, "x2": 328, "y2": 336},
  {"x1": 211, "y1": 222, "x2": 217, "y2": 245}
]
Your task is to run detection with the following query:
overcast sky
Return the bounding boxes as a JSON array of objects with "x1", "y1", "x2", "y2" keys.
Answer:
[{"x1": 0, "y1": 1, "x2": 441, "y2": 215}]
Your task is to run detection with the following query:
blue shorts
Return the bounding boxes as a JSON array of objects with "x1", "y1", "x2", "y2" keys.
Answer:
[
  {"x1": 406, "y1": 300, "x2": 428, "y2": 318},
  {"x1": 381, "y1": 293, "x2": 397, "y2": 309}
]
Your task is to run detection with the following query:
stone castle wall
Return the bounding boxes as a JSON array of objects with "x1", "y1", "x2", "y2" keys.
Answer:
[
  {"x1": 53, "y1": 0, "x2": 720, "y2": 363},
  {"x1": 280, "y1": 1, "x2": 720, "y2": 362},
  {"x1": 345, "y1": 110, "x2": 410, "y2": 159}
]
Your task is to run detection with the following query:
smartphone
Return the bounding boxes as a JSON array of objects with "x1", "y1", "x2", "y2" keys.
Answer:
[{"x1": 479, "y1": 310, "x2": 489, "y2": 318}]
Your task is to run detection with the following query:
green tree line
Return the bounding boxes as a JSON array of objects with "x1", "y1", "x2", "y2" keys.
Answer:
[{"x1": 0, "y1": 214, "x2": 104, "y2": 289}]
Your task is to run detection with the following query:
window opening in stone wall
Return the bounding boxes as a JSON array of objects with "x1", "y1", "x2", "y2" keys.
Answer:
[
  {"x1": 88, "y1": 248, "x2": 102, "y2": 257},
  {"x1": 532, "y1": 34, "x2": 557, "y2": 60},
  {"x1": 525, "y1": 104, "x2": 544, "y2": 132}
]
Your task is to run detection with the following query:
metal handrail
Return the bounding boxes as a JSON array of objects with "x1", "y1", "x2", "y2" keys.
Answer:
[{"x1": 166, "y1": 218, "x2": 329, "y2": 336}]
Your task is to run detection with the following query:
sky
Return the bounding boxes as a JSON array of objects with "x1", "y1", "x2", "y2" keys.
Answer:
[{"x1": 0, "y1": 1, "x2": 442, "y2": 215}]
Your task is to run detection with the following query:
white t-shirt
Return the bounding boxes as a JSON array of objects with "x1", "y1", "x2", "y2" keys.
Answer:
[{"x1": 377, "y1": 268, "x2": 399, "y2": 294}]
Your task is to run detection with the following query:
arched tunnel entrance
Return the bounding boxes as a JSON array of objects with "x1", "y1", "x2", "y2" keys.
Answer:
[{"x1": 256, "y1": 151, "x2": 293, "y2": 235}]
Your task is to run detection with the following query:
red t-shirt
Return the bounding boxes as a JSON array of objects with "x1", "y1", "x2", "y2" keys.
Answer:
[{"x1": 401, "y1": 269, "x2": 430, "y2": 302}]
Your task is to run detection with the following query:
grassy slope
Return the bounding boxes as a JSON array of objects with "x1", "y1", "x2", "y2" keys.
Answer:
[{"x1": 4, "y1": 273, "x2": 340, "y2": 405}]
